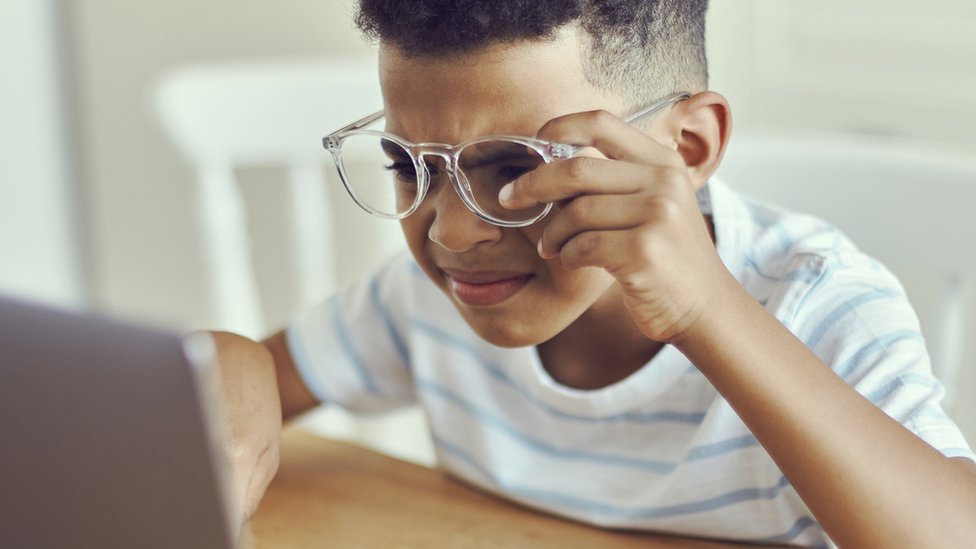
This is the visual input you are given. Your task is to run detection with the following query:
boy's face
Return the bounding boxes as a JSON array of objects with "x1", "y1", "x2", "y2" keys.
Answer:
[{"x1": 379, "y1": 29, "x2": 645, "y2": 347}]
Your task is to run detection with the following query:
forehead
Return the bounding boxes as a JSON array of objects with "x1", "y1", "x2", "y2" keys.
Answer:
[{"x1": 378, "y1": 29, "x2": 624, "y2": 142}]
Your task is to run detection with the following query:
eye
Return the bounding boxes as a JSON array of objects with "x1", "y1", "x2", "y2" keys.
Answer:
[{"x1": 384, "y1": 161, "x2": 418, "y2": 182}]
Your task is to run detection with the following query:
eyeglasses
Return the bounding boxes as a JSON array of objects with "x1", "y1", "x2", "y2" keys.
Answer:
[{"x1": 323, "y1": 92, "x2": 692, "y2": 228}]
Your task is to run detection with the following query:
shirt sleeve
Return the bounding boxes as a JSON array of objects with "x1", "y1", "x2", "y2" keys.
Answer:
[
  {"x1": 286, "y1": 252, "x2": 417, "y2": 413},
  {"x1": 774, "y1": 249, "x2": 975, "y2": 462}
]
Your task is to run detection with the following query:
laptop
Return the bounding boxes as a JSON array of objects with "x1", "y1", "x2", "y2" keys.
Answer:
[{"x1": 0, "y1": 295, "x2": 237, "y2": 549}]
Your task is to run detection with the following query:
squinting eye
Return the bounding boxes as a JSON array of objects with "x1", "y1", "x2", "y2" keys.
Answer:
[{"x1": 384, "y1": 162, "x2": 418, "y2": 181}]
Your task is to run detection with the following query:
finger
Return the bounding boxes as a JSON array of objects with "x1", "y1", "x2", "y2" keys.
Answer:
[
  {"x1": 556, "y1": 225, "x2": 681, "y2": 279},
  {"x1": 537, "y1": 109, "x2": 682, "y2": 165},
  {"x1": 537, "y1": 193, "x2": 654, "y2": 259},
  {"x1": 501, "y1": 157, "x2": 677, "y2": 209},
  {"x1": 556, "y1": 228, "x2": 635, "y2": 273}
]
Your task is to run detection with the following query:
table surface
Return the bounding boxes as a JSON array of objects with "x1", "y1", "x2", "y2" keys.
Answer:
[{"x1": 249, "y1": 428, "x2": 789, "y2": 548}]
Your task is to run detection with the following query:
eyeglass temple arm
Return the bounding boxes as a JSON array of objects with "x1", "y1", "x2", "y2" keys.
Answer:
[
  {"x1": 623, "y1": 92, "x2": 692, "y2": 125},
  {"x1": 325, "y1": 93, "x2": 690, "y2": 147},
  {"x1": 330, "y1": 109, "x2": 386, "y2": 135}
]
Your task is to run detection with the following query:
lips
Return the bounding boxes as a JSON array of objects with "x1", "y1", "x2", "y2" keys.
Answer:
[{"x1": 440, "y1": 268, "x2": 533, "y2": 307}]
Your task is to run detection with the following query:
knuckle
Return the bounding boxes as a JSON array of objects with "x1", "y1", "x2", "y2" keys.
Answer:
[
  {"x1": 648, "y1": 195, "x2": 681, "y2": 220},
  {"x1": 563, "y1": 156, "x2": 594, "y2": 181},
  {"x1": 634, "y1": 227, "x2": 662, "y2": 256},
  {"x1": 587, "y1": 109, "x2": 617, "y2": 128},
  {"x1": 616, "y1": 269, "x2": 650, "y2": 294},
  {"x1": 564, "y1": 197, "x2": 592, "y2": 225},
  {"x1": 662, "y1": 165, "x2": 690, "y2": 190},
  {"x1": 537, "y1": 117, "x2": 560, "y2": 138},
  {"x1": 566, "y1": 231, "x2": 600, "y2": 264}
]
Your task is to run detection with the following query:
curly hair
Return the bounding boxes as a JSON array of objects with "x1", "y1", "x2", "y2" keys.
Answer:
[{"x1": 355, "y1": 0, "x2": 709, "y2": 108}]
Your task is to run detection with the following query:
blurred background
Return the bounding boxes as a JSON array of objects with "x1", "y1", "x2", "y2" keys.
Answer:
[{"x1": 3, "y1": 0, "x2": 975, "y2": 462}]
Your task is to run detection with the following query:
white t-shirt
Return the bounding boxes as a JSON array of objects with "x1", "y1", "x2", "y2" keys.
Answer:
[{"x1": 287, "y1": 178, "x2": 974, "y2": 547}]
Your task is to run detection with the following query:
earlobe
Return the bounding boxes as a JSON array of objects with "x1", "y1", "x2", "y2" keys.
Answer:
[{"x1": 673, "y1": 92, "x2": 732, "y2": 189}]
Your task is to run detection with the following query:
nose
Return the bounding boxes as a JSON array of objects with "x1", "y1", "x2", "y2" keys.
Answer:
[{"x1": 425, "y1": 171, "x2": 502, "y2": 253}]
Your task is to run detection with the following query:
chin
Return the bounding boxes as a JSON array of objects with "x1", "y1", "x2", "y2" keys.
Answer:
[{"x1": 459, "y1": 309, "x2": 558, "y2": 349}]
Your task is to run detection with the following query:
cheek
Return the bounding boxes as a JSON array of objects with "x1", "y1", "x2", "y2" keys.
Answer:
[
  {"x1": 519, "y1": 222, "x2": 545, "y2": 251},
  {"x1": 546, "y1": 262, "x2": 615, "y2": 300}
]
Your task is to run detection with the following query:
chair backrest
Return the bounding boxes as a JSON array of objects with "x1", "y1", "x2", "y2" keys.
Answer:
[
  {"x1": 717, "y1": 130, "x2": 976, "y2": 406},
  {"x1": 154, "y1": 58, "x2": 404, "y2": 338}
]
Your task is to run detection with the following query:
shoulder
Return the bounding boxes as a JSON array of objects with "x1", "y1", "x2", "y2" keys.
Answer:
[
  {"x1": 724, "y1": 192, "x2": 902, "y2": 322},
  {"x1": 709, "y1": 184, "x2": 923, "y2": 375}
]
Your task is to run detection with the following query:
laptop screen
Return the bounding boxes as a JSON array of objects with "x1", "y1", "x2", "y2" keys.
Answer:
[{"x1": 0, "y1": 296, "x2": 236, "y2": 549}]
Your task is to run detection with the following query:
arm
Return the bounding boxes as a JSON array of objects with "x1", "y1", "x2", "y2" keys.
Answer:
[
  {"x1": 673, "y1": 272, "x2": 976, "y2": 548},
  {"x1": 502, "y1": 92, "x2": 976, "y2": 547},
  {"x1": 209, "y1": 329, "x2": 320, "y2": 527},
  {"x1": 261, "y1": 330, "x2": 319, "y2": 421}
]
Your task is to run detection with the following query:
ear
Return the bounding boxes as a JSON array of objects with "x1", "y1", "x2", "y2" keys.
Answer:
[{"x1": 668, "y1": 92, "x2": 732, "y2": 191}]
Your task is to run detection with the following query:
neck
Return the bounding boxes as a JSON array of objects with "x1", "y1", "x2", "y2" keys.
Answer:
[{"x1": 536, "y1": 285, "x2": 664, "y2": 390}]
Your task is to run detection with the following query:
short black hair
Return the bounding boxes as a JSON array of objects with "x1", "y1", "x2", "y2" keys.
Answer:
[{"x1": 356, "y1": 0, "x2": 709, "y2": 108}]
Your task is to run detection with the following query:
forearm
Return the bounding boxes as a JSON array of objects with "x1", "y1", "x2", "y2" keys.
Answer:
[
  {"x1": 210, "y1": 331, "x2": 284, "y2": 455},
  {"x1": 260, "y1": 331, "x2": 319, "y2": 421},
  {"x1": 673, "y1": 279, "x2": 976, "y2": 548}
]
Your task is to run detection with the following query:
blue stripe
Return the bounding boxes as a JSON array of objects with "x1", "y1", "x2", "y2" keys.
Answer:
[
  {"x1": 773, "y1": 221, "x2": 794, "y2": 253},
  {"x1": 783, "y1": 268, "x2": 824, "y2": 284},
  {"x1": 905, "y1": 403, "x2": 952, "y2": 423},
  {"x1": 834, "y1": 330, "x2": 926, "y2": 379},
  {"x1": 369, "y1": 275, "x2": 410, "y2": 369},
  {"x1": 806, "y1": 287, "x2": 902, "y2": 349},
  {"x1": 435, "y1": 434, "x2": 794, "y2": 521},
  {"x1": 865, "y1": 372, "x2": 942, "y2": 404},
  {"x1": 331, "y1": 298, "x2": 382, "y2": 395},
  {"x1": 410, "y1": 318, "x2": 706, "y2": 426},
  {"x1": 685, "y1": 435, "x2": 760, "y2": 462},
  {"x1": 744, "y1": 255, "x2": 780, "y2": 280},
  {"x1": 754, "y1": 516, "x2": 824, "y2": 547},
  {"x1": 792, "y1": 263, "x2": 833, "y2": 318},
  {"x1": 743, "y1": 254, "x2": 825, "y2": 285},
  {"x1": 420, "y1": 379, "x2": 675, "y2": 474},
  {"x1": 284, "y1": 325, "x2": 333, "y2": 402},
  {"x1": 422, "y1": 379, "x2": 767, "y2": 475}
]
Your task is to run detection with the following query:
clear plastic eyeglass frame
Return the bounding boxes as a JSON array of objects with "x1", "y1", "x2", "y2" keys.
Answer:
[{"x1": 322, "y1": 91, "x2": 692, "y2": 228}]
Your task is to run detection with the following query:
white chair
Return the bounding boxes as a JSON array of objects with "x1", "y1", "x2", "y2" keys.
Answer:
[
  {"x1": 153, "y1": 57, "x2": 403, "y2": 338},
  {"x1": 153, "y1": 58, "x2": 432, "y2": 466},
  {"x1": 717, "y1": 131, "x2": 976, "y2": 408}
]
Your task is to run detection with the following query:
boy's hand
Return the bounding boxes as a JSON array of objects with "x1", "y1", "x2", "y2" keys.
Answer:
[
  {"x1": 500, "y1": 110, "x2": 733, "y2": 343},
  {"x1": 209, "y1": 332, "x2": 283, "y2": 532}
]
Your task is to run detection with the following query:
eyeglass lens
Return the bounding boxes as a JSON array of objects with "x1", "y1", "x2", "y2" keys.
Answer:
[{"x1": 337, "y1": 134, "x2": 548, "y2": 223}]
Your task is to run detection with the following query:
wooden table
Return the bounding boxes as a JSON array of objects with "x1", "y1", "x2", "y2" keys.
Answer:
[{"x1": 250, "y1": 429, "x2": 788, "y2": 548}]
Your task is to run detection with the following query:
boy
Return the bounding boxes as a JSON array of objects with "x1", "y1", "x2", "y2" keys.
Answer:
[{"x1": 213, "y1": 1, "x2": 976, "y2": 546}]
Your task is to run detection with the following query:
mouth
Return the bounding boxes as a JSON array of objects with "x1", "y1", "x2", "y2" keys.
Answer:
[{"x1": 440, "y1": 268, "x2": 534, "y2": 307}]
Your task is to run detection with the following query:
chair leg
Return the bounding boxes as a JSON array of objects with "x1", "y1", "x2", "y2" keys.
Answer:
[
  {"x1": 287, "y1": 166, "x2": 336, "y2": 312},
  {"x1": 197, "y1": 166, "x2": 265, "y2": 338}
]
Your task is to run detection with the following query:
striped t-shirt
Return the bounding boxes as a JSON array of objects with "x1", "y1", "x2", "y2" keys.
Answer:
[{"x1": 287, "y1": 178, "x2": 974, "y2": 547}]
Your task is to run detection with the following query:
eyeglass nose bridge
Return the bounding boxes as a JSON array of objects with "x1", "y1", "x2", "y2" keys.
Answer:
[{"x1": 411, "y1": 144, "x2": 485, "y2": 222}]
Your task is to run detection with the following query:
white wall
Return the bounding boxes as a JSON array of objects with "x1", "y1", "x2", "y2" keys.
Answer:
[
  {"x1": 0, "y1": 0, "x2": 85, "y2": 307},
  {"x1": 64, "y1": 0, "x2": 374, "y2": 330}
]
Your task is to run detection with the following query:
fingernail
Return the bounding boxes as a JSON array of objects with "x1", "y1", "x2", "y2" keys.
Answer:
[
  {"x1": 498, "y1": 183, "x2": 514, "y2": 204},
  {"x1": 537, "y1": 238, "x2": 545, "y2": 257}
]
